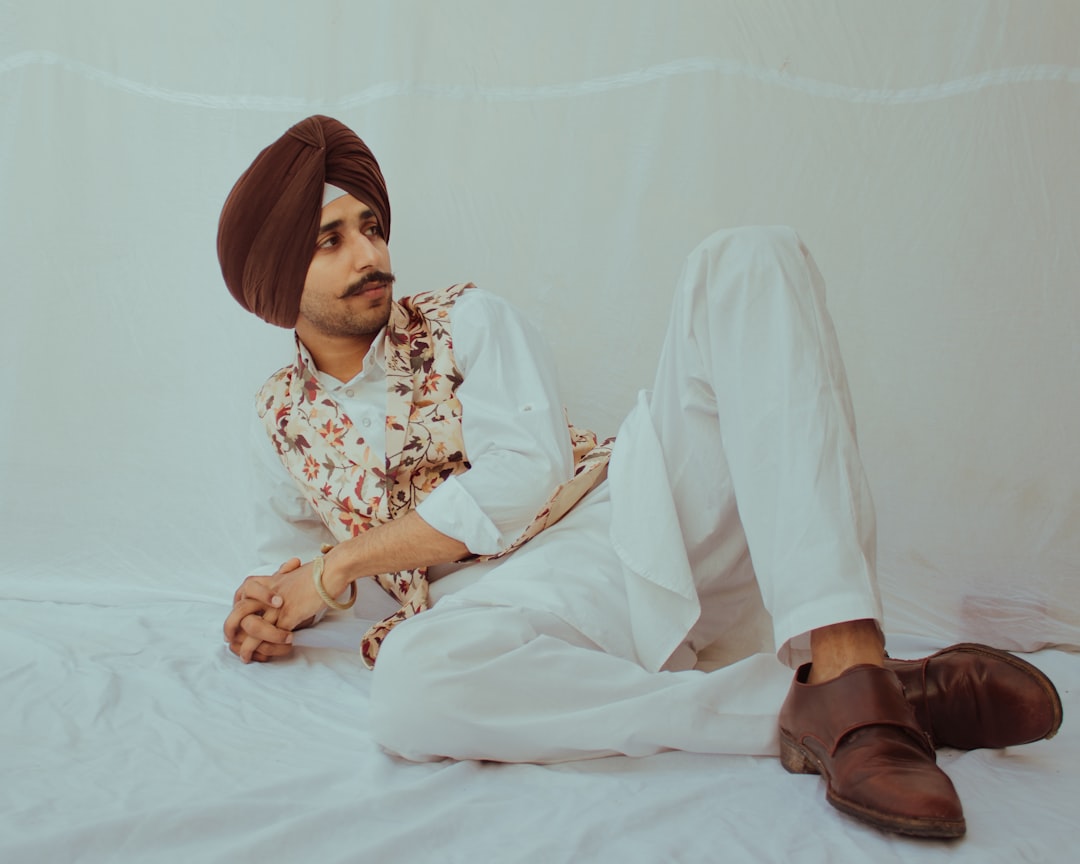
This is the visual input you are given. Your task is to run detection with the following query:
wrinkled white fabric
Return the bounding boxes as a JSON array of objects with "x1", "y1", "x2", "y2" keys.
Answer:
[
  {"x1": 369, "y1": 226, "x2": 884, "y2": 763},
  {"x1": 617, "y1": 225, "x2": 882, "y2": 672}
]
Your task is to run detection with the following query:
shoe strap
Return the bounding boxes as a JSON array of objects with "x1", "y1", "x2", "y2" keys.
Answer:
[{"x1": 813, "y1": 665, "x2": 935, "y2": 759}]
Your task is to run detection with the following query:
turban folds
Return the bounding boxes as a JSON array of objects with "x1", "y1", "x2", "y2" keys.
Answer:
[{"x1": 217, "y1": 115, "x2": 391, "y2": 328}]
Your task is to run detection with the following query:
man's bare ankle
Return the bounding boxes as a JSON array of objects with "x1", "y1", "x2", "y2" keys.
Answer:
[{"x1": 807, "y1": 618, "x2": 884, "y2": 684}]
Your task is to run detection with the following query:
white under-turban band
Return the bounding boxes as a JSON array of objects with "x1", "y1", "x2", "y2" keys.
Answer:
[{"x1": 322, "y1": 183, "x2": 349, "y2": 206}]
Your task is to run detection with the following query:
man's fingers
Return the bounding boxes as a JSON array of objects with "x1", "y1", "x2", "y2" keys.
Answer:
[
  {"x1": 253, "y1": 640, "x2": 294, "y2": 658},
  {"x1": 229, "y1": 639, "x2": 254, "y2": 663},
  {"x1": 225, "y1": 559, "x2": 306, "y2": 662},
  {"x1": 239, "y1": 632, "x2": 263, "y2": 663},
  {"x1": 239, "y1": 612, "x2": 294, "y2": 646},
  {"x1": 228, "y1": 634, "x2": 292, "y2": 663},
  {"x1": 231, "y1": 559, "x2": 299, "y2": 604},
  {"x1": 224, "y1": 598, "x2": 269, "y2": 642},
  {"x1": 236, "y1": 576, "x2": 283, "y2": 608},
  {"x1": 229, "y1": 639, "x2": 280, "y2": 664}
]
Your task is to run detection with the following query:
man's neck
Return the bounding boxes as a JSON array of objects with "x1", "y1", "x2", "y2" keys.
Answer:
[{"x1": 297, "y1": 330, "x2": 377, "y2": 383}]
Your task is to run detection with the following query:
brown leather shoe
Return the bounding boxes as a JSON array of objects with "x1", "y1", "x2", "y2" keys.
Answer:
[
  {"x1": 779, "y1": 663, "x2": 966, "y2": 839},
  {"x1": 887, "y1": 642, "x2": 1063, "y2": 750}
]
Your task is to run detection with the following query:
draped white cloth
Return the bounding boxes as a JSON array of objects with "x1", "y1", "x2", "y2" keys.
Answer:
[{"x1": 2, "y1": 2, "x2": 1078, "y2": 861}]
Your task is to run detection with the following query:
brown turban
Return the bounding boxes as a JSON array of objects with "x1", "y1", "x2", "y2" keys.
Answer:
[{"x1": 217, "y1": 115, "x2": 391, "y2": 328}]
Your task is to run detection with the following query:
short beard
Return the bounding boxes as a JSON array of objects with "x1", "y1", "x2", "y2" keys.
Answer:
[{"x1": 300, "y1": 271, "x2": 396, "y2": 338}]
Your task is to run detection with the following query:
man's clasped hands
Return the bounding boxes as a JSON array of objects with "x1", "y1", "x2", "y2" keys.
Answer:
[{"x1": 224, "y1": 557, "x2": 325, "y2": 663}]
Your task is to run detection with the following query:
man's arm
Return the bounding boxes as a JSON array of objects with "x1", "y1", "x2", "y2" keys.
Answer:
[
  {"x1": 224, "y1": 415, "x2": 346, "y2": 661},
  {"x1": 225, "y1": 511, "x2": 469, "y2": 661},
  {"x1": 228, "y1": 288, "x2": 574, "y2": 657},
  {"x1": 413, "y1": 288, "x2": 575, "y2": 554}
]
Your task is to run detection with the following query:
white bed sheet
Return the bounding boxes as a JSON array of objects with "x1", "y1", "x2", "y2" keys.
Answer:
[
  {"x1": 3, "y1": 2, "x2": 1079, "y2": 861},
  {"x1": 3, "y1": 575, "x2": 1076, "y2": 863}
]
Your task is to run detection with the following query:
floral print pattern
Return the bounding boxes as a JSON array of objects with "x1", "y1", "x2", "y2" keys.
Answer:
[{"x1": 258, "y1": 284, "x2": 611, "y2": 667}]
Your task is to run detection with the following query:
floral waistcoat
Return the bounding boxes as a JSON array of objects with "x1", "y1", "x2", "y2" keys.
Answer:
[{"x1": 257, "y1": 283, "x2": 611, "y2": 667}]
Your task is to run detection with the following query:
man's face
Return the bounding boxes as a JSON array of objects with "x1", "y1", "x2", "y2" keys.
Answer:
[{"x1": 296, "y1": 194, "x2": 394, "y2": 339}]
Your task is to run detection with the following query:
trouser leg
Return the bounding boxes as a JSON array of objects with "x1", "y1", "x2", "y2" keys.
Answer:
[
  {"x1": 372, "y1": 486, "x2": 793, "y2": 763},
  {"x1": 642, "y1": 230, "x2": 970, "y2": 838},
  {"x1": 646, "y1": 226, "x2": 882, "y2": 666},
  {"x1": 371, "y1": 600, "x2": 792, "y2": 763},
  {"x1": 369, "y1": 226, "x2": 881, "y2": 765}
]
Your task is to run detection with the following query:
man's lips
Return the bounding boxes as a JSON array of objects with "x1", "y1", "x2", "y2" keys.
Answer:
[{"x1": 349, "y1": 281, "x2": 387, "y2": 297}]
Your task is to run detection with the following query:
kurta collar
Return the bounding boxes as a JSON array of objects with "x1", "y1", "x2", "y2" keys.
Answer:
[
  {"x1": 289, "y1": 303, "x2": 414, "y2": 484},
  {"x1": 293, "y1": 327, "x2": 389, "y2": 388}
]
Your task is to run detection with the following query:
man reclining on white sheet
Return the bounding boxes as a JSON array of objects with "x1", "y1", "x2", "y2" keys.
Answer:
[{"x1": 217, "y1": 115, "x2": 1062, "y2": 840}]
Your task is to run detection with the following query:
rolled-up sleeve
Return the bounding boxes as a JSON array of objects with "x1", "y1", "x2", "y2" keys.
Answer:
[{"x1": 415, "y1": 289, "x2": 574, "y2": 555}]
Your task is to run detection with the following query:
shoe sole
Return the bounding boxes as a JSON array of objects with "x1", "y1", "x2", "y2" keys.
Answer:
[{"x1": 779, "y1": 731, "x2": 966, "y2": 839}]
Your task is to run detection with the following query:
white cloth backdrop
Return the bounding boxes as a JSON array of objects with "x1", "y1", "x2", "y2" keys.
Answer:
[{"x1": 2, "y1": 2, "x2": 1078, "y2": 862}]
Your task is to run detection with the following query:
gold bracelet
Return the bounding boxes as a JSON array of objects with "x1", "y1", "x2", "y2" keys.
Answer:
[{"x1": 312, "y1": 555, "x2": 357, "y2": 611}]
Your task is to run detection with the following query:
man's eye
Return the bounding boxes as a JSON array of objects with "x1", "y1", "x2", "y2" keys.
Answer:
[
  {"x1": 365, "y1": 224, "x2": 382, "y2": 238},
  {"x1": 317, "y1": 235, "x2": 339, "y2": 249}
]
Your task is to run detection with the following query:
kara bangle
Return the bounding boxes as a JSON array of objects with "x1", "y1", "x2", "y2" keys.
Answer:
[{"x1": 312, "y1": 555, "x2": 357, "y2": 611}]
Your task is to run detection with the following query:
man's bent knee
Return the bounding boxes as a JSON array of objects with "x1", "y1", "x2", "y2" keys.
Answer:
[
  {"x1": 368, "y1": 616, "x2": 450, "y2": 759},
  {"x1": 368, "y1": 604, "x2": 538, "y2": 761},
  {"x1": 678, "y1": 224, "x2": 815, "y2": 312},
  {"x1": 691, "y1": 224, "x2": 803, "y2": 264}
]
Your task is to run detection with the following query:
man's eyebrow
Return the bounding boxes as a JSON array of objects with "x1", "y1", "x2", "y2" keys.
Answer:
[{"x1": 317, "y1": 209, "x2": 376, "y2": 235}]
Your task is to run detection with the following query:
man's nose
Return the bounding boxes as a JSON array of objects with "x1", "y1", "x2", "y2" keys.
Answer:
[{"x1": 350, "y1": 234, "x2": 378, "y2": 270}]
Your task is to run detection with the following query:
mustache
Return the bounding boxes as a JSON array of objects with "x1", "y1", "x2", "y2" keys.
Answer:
[{"x1": 341, "y1": 271, "x2": 396, "y2": 299}]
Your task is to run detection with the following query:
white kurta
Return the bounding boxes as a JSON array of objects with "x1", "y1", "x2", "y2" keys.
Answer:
[
  {"x1": 248, "y1": 288, "x2": 577, "y2": 570},
  {"x1": 252, "y1": 226, "x2": 884, "y2": 763}
]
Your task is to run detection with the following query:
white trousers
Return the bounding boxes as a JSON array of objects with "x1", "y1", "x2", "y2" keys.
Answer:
[{"x1": 370, "y1": 227, "x2": 883, "y2": 763}]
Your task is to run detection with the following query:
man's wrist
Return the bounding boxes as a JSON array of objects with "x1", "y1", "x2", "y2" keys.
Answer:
[{"x1": 321, "y1": 546, "x2": 358, "y2": 599}]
